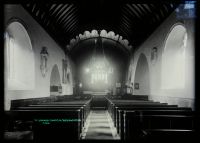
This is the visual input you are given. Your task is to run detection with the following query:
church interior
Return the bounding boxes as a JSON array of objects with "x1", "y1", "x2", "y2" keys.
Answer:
[{"x1": 3, "y1": 1, "x2": 198, "y2": 142}]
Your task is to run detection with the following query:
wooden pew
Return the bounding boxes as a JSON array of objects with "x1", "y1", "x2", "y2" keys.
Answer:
[
  {"x1": 42, "y1": 99, "x2": 91, "y2": 105},
  {"x1": 12, "y1": 106, "x2": 84, "y2": 133},
  {"x1": 12, "y1": 98, "x2": 91, "y2": 125},
  {"x1": 10, "y1": 95, "x2": 88, "y2": 109},
  {"x1": 11, "y1": 98, "x2": 92, "y2": 135},
  {"x1": 111, "y1": 104, "x2": 178, "y2": 126},
  {"x1": 117, "y1": 108, "x2": 190, "y2": 137},
  {"x1": 37, "y1": 99, "x2": 92, "y2": 119},
  {"x1": 106, "y1": 95, "x2": 149, "y2": 100},
  {"x1": 28, "y1": 105, "x2": 88, "y2": 125},
  {"x1": 106, "y1": 96, "x2": 173, "y2": 121},
  {"x1": 105, "y1": 96, "x2": 195, "y2": 141},
  {"x1": 115, "y1": 107, "x2": 191, "y2": 127},
  {"x1": 5, "y1": 110, "x2": 82, "y2": 141},
  {"x1": 122, "y1": 111, "x2": 195, "y2": 140},
  {"x1": 108, "y1": 101, "x2": 163, "y2": 113},
  {"x1": 142, "y1": 129, "x2": 195, "y2": 141},
  {"x1": 116, "y1": 107, "x2": 192, "y2": 135}
]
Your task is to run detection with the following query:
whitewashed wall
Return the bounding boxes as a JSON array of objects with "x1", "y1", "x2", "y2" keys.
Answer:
[
  {"x1": 4, "y1": 5, "x2": 74, "y2": 110},
  {"x1": 128, "y1": 5, "x2": 195, "y2": 109}
]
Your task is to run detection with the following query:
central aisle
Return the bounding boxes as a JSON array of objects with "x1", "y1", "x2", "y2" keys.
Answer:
[{"x1": 82, "y1": 110, "x2": 119, "y2": 140}]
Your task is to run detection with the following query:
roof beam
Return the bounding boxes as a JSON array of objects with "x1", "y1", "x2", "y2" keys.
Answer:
[{"x1": 59, "y1": 8, "x2": 77, "y2": 25}]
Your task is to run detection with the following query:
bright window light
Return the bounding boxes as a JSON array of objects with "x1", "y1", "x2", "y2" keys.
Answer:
[{"x1": 161, "y1": 25, "x2": 187, "y2": 89}]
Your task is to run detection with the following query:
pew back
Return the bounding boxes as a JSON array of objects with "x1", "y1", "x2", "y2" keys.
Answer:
[{"x1": 5, "y1": 110, "x2": 81, "y2": 141}]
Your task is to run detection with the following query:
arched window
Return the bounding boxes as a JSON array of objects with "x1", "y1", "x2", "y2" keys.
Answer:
[
  {"x1": 5, "y1": 21, "x2": 35, "y2": 90},
  {"x1": 161, "y1": 24, "x2": 187, "y2": 89}
]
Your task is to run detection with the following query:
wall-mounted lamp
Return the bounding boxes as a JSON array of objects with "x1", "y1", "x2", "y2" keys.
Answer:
[{"x1": 40, "y1": 46, "x2": 49, "y2": 77}]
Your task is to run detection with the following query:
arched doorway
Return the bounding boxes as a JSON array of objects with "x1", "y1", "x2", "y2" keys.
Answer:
[
  {"x1": 161, "y1": 24, "x2": 187, "y2": 89},
  {"x1": 134, "y1": 53, "x2": 150, "y2": 95},
  {"x1": 50, "y1": 65, "x2": 61, "y2": 96}
]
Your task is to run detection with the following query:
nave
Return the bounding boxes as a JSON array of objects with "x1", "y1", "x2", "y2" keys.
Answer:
[{"x1": 3, "y1": 1, "x2": 197, "y2": 142}]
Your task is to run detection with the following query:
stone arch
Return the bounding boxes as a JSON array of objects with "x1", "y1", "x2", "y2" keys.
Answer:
[
  {"x1": 134, "y1": 53, "x2": 150, "y2": 95},
  {"x1": 50, "y1": 64, "x2": 61, "y2": 95}
]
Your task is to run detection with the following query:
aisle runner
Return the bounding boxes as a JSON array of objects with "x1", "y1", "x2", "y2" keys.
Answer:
[{"x1": 82, "y1": 110, "x2": 119, "y2": 140}]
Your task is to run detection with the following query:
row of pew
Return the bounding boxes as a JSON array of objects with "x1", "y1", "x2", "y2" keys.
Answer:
[
  {"x1": 106, "y1": 96, "x2": 196, "y2": 141},
  {"x1": 4, "y1": 98, "x2": 92, "y2": 141}
]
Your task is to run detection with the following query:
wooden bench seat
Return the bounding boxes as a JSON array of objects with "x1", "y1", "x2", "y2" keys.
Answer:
[
  {"x1": 110, "y1": 104, "x2": 178, "y2": 126},
  {"x1": 116, "y1": 108, "x2": 192, "y2": 134},
  {"x1": 105, "y1": 96, "x2": 195, "y2": 141},
  {"x1": 5, "y1": 110, "x2": 81, "y2": 141},
  {"x1": 29, "y1": 103, "x2": 91, "y2": 117},
  {"x1": 12, "y1": 106, "x2": 86, "y2": 134},
  {"x1": 122, "y1": 111, "x2": 195, "y2": 140},
  {"x1": 143, "y1": 129, "x2": 195, "y2": 141},
  {"x1": 43, "y1": 100, "x2": 91, "y2": 105},
  {"x1": 28, "y1": 105, "x2": 90, "y2": 123},
  {"x1": 106, "y1": 95, "x2": 149, "y2": 100},
  {"x1": 11, "y1": 98, "x2": 91, "y2": 125}
]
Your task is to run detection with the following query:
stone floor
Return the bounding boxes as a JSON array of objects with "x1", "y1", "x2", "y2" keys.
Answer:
[{"x1": 82, "y1": 110, "x2": 120, "y2": 140}]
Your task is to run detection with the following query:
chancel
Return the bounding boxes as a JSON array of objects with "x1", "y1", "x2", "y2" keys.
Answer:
[
  {"x1": 3, "y1": 1, "x2": 197, "y2": 142},
  {"x1": 85, "y1": 37, "x2": 113, "y2": 85}
]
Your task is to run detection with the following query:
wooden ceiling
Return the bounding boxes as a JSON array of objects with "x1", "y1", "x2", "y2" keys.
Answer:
[{"x1": 22, "y1": 1, "x2": 180, "y2": 53}]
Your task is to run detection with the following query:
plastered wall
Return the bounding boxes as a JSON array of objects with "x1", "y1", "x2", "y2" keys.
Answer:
[
  {"x1": 128, "y1": 5, "x2": 195, "y2": 109},
  {"x1": 4, "y1": 5, "x2": 74, "y2": 110}
]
